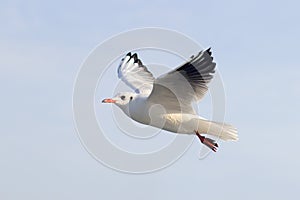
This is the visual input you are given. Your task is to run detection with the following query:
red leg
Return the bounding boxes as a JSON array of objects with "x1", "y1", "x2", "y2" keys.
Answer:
[{"x1": 195, "y1": 131, "x2": 218, "y2": 152}]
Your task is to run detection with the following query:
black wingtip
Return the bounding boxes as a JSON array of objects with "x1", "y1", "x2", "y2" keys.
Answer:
[
  {"x1": 126, "y1": 52, "x2": 131, "y2": 57},
  {"x1": 137, "y1": 59, "x2": 143, "y2": 65},
  {"x1": 206, "y1": 47, "x2": 212, "y2": 56},
  {"x1": 132, "y1": 53, "x2": 138, "y2": 62}
]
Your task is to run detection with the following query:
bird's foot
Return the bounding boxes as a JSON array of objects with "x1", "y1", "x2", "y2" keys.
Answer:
[{"x1": 195, "y1": 131, "x2": 218, "y2": 152}]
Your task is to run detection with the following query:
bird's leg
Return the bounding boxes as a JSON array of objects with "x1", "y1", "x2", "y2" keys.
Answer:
[{"x1": 195, "y1": 130, "x2": 218, "y2": 152}]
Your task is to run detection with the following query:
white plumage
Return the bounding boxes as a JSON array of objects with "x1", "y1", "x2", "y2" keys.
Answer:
[{"x1": 102, "y1": 49, "x2": 238, "y2": 152}]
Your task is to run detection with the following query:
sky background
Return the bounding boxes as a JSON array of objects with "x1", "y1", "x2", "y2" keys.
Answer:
[{"x1": 1, "y1": 0, "x2": 300, "y2": 199}]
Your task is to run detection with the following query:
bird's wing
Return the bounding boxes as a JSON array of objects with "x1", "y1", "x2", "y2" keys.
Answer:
[
  {"x1": 147, "y1": 48, "x2": 216, "y2": 114},
  {"x1": 118, "y1": 52, "x2": 155, "y2": 94}
]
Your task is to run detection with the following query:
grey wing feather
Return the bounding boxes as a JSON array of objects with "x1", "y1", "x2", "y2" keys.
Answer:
[{"x1": 147, "y1": 48, "x2": 216, "y2": 114}]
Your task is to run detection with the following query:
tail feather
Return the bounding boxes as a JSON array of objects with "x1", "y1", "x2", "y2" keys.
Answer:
[{"x1": 196, "y1": 119, "x2": 238, "y2": 141}]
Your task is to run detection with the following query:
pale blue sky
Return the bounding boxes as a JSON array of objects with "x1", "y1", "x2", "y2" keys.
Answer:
[{"x1": 1, "y1": 0, "x2": 300, "y2": 199}]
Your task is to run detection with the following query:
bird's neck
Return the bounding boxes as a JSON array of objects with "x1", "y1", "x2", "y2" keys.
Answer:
[{"x1": 117, "y1": 104, "x2": 131, "y2": 117}]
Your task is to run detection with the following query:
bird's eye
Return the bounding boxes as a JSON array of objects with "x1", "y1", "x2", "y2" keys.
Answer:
[
  {"x1": 130, "y1": 96, "x2": 133, "y2": 100},
  {"x1": 120, "y1": 95, "x2": 125, "y2": 100}
]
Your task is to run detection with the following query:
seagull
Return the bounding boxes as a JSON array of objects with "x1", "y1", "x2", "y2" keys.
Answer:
[{"x1": 102, "y1": 48, "x2": 238, "y2": 152}]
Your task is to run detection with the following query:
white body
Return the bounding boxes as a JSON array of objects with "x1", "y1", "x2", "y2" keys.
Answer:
[
  {"x1": 125, "y1": 95, "x2": 237, "y2": 141},
  {"x1": 103, "y1": 50, "x2": 238, "y2": 143}
]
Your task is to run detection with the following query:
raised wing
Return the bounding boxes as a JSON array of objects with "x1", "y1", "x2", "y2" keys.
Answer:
[
  {"x1": 147, "y1": 48, "x2": 216, "y2": 114},
  {"x1": 118, "y1": 52, "x2": 155, "y2": 94}
]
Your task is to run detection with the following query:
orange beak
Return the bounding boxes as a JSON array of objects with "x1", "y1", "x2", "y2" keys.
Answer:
[{"x1": 102, "y1": 98, "x2": 116, "y2": 103}]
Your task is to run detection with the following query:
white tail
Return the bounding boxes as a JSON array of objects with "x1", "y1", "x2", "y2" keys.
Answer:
[{"x1": 196, "y1": 118, "x2": 238, "y2": 141}]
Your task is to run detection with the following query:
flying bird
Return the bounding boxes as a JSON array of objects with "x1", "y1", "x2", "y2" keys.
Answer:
[{"x1": 102, "y1": 49, "x2": 238, "y2": 152}]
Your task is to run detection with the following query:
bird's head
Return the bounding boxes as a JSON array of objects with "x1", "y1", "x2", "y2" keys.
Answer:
[{"x1": 102, "y1": 92, "x2": 136, "y2": 114}]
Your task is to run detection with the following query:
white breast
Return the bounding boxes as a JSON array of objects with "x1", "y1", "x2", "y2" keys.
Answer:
[{"x1": 128, "y1": 96, "x2": 151, "y2": 125}]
